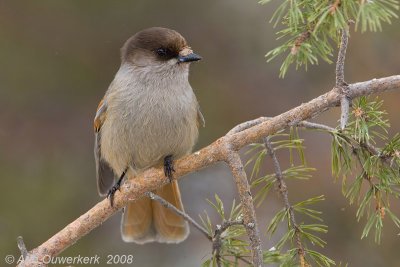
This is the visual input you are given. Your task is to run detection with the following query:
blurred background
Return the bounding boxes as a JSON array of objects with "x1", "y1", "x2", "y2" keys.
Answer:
[{"x1": 1, "y1": 1, "x2": 400, "y2": 266}]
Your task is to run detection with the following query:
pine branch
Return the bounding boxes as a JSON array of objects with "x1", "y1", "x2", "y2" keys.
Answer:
[
  {"x1": 146, "y1": 192, "x2": 211, "y2": 241},
  {"x1": 264, "y1": 137, "x2": 307, "y2": 267},
  {"x1": 212, "y1": 219, "x2": 245, "y2": 267},
  {"x1": 296, "y1": 121, "x2": 396, "y2": 166},
  {"x1": 291, "y1": 29, "x2": 312, "y2": 55},
  {"x1": 262, "y1": 0, "x2": 399, "y2": 76},
  {"x1": 17, "y1": 75, "x2": 400, "y2": 267},
  {"x1": 147, "y1": 192, "x2": 251, "y2": 266}
]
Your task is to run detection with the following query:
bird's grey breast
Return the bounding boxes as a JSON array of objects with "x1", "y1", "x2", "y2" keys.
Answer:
[{"x1": 101, "y1": 68, "x2": 199, "y2": 173}]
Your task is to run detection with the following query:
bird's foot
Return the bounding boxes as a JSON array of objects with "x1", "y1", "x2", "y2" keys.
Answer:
[
  {"x1": 164, "y1": 155, "x2": 175, "y2": 182},
  {"x1": 107, "y1": 169, "x2": 127, "y2": 207}
]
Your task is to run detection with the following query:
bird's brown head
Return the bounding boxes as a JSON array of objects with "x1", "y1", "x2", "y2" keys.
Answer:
[{"x1": 121, "y1": 27, "x2": 201, "y2": 68}]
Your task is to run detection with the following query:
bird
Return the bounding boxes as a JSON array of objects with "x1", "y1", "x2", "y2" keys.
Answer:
[{"x1": 93, "y1": 27, "x2": 204, "y2": 244}]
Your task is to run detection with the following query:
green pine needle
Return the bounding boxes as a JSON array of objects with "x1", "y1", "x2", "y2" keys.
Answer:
[{"x1": 260, "y1": 0, "x2": 399, "y2": 77}]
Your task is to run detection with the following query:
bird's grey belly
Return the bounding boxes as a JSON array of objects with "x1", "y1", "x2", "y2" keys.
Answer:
[
  {"x1": 100, "y1": 103, "x2": 198, "y2": 174},
  {"x1": 127, "y1": 112, "x2": 198, "y2": 169}
]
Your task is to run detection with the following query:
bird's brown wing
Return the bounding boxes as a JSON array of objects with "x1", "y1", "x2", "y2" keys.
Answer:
[{"x1": 94, "y1": 98, "x2": 114, "y2": 196}]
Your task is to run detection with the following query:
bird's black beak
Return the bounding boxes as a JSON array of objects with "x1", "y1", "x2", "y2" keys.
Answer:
[{"x1": 178, "y1": 53, "x2": 202, "y2": 63}]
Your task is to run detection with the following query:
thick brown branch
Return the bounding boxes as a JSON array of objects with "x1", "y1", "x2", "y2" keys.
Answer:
[
  {"x1": 228, "y1": 75, "x2": 400, "y2": 150},
  {"x1": 17, "y1": 75, "x2": 400, "y2": 267},
  {"x1": 225, "y1": 151, "x2": 263, "y2": 267}
]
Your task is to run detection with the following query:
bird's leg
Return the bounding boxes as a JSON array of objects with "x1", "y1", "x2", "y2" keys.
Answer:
[
  {"x1": 164, "y1": 155, "x2": 175, "y2": 182},
  {"x1": 107, "y1": 168, "x2": 127, "y2": 207}
]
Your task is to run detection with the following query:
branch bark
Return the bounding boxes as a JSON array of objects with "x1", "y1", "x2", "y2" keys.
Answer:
[
  {"x1": 338, "y1": 30, "x2": 351, "y2": 130},
  {"x1": 17, "y1": 75, "x2": 400, "y2": 267},
  {"x1": 225, "y1": 151, "x2": 263, "y2": 267}
]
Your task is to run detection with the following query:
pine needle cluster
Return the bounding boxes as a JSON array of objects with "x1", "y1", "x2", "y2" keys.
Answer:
[{"x1": 260, "y1": 0, "x2": 399, "y2": 77}]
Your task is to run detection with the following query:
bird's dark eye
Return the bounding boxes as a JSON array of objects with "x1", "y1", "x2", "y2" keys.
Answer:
[{"x1": 156, "y1": 48, "x2": 168, "y2": 57}]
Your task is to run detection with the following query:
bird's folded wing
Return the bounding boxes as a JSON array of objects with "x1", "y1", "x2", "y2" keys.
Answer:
[{"x1": 94, "y1": 99, "x2": 114, "y2": 196}]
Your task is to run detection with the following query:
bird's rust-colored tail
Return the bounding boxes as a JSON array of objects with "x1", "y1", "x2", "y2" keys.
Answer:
[{"x1": 121, "y1": 180, "x2": 189, "y2": 244}]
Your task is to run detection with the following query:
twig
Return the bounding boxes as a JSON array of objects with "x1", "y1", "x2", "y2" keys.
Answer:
[
  {"x1": 336, "y1": 27, "x2": 349, "y2": 87},
  {"x1": 145, "y1": 192, "x2": 211, "y2": 241},
  {"x1": 329, "y1": 0, "x2": 341, "y2": 14},
  {"x1": 226, "y1": 151, "x2": 263, "y2": 267},
  {"x1": 264, "y1": 137, "x2": 307, "y2": 267},
  {"x1": 291, "y1": 30, "x2": 312, "y2": 55},
  {"x1": 228, "y1": 117, "x2": 270, "y2": 135},
  {"x1": 231, "y1": 119, "x2": 334, "y2": 135},
  {"x1": 296, "y1": 121, "x2": 335, "y2": 132},
  {"x1": 220, "y1": 254, "x2": 252, "y2": 265},
  {"x1": 213, "y1": 219, "x2": 245, "y2": 267},
  {"x1": 296, "y1": 121, "x2": 397, "y2": 195},
  {"x1": 296, "y1": 121, "x2": 395, "y2": 166},
  {"x1": 17, "y1": 236, "x2": 28, "y2": 259},
  {"x1": 353, "y1": 149, "x2": 375, "y2": 187},
  {"x1": 147, "y1": 192, "x2": 251, "y2": 266},
  {"x1": 234, "y1": 117, "x2": 393, "y2": 168},
  {"x1": 336, "y1": 25, "x2": 351, "y2": 130},
  {"x1": 16, "y1": 75, "x2": 400, "y2": 267}
]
